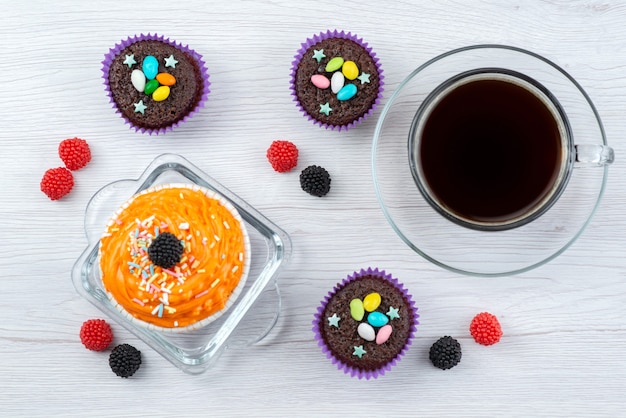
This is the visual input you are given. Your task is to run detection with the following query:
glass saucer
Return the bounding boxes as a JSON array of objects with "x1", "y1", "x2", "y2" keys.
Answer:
[
  {"x1": 372, "y1": 45, "x2": 611, "y2": 277},
  {"x1": 72, "y1": 153, "x2": 292, "y2": 373}
]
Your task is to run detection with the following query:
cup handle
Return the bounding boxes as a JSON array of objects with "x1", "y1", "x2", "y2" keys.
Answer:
[{"x1": 575, "y1": 144, "x2": 614, "y2": 166}]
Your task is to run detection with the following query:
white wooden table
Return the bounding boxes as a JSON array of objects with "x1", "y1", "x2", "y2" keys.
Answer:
[{"x1": 2, "y1": 1, "x2": 625, "y2": 416}]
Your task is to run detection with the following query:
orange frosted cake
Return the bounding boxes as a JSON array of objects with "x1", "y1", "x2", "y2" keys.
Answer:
[{"x1": 99, "y1": 183, "x2": 250, "y2": 332}]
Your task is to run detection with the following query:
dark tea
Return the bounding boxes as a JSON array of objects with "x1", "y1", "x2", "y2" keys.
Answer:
[{"x1": 411, "y1": 72, "x2": 570, "y2": 230}]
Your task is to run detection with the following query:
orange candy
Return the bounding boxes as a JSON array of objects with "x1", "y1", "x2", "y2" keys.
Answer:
[{"x1": 156, "y1": 72, "x2": 176, "y2": 86}]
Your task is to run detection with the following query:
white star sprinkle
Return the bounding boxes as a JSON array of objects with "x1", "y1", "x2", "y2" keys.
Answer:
[
  {"x1": 164, "y1": 54, "x2": 178, "y2": 68},
  {"x1": 123, "y1": 54, "x2": 136, "y2": 68},
  {"x1": 133, "y1": 100, "x2": 147, "y2": 115},
  {"x1": 357, "y1": 72, "x2": 371, "y2": 84},
  {"x1": 327, "y1": 313, "x2": 340, "y2": 327}
]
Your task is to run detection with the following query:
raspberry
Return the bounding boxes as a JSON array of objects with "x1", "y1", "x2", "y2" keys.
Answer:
[
  {"x1": 79, "y1": 319, "x2": 113, "y2": 351},
  {"x1": 266, "y1": 140, "x2": 299, "y2": 172},
  {"x1": 148, "y1": 232, "x2": 183, "y2": 269},
  {"x1": 299, "y1": 165, "x2": 331, "y2": 197},
  {"x1": 59, "y1": 137, "x2": 91, "y2": 170},
  {"x1": 109, "y1": 344, "x2": 142, "y2": 378},
  {"x1": 40, "y1": 167, "x2": 74, "y2": 200},
  {"x1": 429, "y1": 336, "x2": 462, "y2": 370},
  {"x1": 470, "y1": 312, "x2": 503, "y2": 346}
]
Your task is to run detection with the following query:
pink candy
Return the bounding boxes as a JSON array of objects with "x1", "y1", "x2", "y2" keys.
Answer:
[
  {"x1": 376, "y1": 324, "x2": 393, "y2": 345},
  {"x1": 311, "y1": 74, "x2": 330, "y2": 89}
]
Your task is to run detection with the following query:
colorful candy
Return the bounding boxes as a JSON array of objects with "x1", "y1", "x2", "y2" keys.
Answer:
[
  {"x1": 144, "y1": 79, "x2": 159, "y2": 95},
  {"x1": 325, "y1": 57, "x2": 344, "y2": 72},
  {"x1": 311, "y1": 55, "x2": 367, "y2": 106},
  {"x1": 337, "y1": 84, "x2": 357, "y2": 101},
  {"x1": 142, "y1": 55, "x2": 159, "y2": 80},
  {"x1": 367, "y1": 311, "x2": 389, "y2": 328},
  {"x1": 131, "y1": 69, "x2": 146, "y2": 93},
  {"x1": 376, "y1": 324, "x2": 393, "y2": 345},
  {"x1": 363, "y1": 292, "x2": 381, "y2": 312},
  {"x1": 152, "y1": 86, "x2": 170, "y2": 102},
  {"x1": 124, "y1": 53, "x2": 179, "y2": 112},
  {"x1": 156, "y1": 73, "x2": 176, "y2": 87},
  {"x1": 342, "y1": 60, "x2": 359, "y2": 80},
  {"x1": 357, "y1": 323, "x2": 376, "y2": 341},
  {"x1": 311, "y1": 74, "x2": 330, "y2": 89},
  {"x1": 331, "y1": 71, "x2": 344, "y2": 94},
  {"x1": 350, "y1": 298, "x2": 365, "y2": 321},
  {"x1": 346, "y1": 289, "x2": 402, "y2": 360}
]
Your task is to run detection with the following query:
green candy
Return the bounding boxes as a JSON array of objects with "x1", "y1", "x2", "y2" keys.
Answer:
[
  {"x1": 144, "y1": 79, "x2": 160, "y2": 95},
  {"x1": 325, "y1": 57, "x2": 344, "y2": 73},
  {"x1": 349, "y1": 298, "x2": 365, "y2": 321}
]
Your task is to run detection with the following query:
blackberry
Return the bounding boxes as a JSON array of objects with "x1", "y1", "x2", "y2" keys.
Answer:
[
  {"x1": 109, "y1": 344, "x2": 142, "y2": 378},
  {"x1": 148, "y1": 232, "x2": 183, "y2": 269},
  {"x1": 300, "y1": 165, "x2": 331, "y2": 197},
  {"x1": 429, "y1": 336, "x2": 462, "y2": 370}
]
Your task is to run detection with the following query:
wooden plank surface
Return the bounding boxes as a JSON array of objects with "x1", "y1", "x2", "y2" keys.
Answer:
[{"x1": 1, "y1": 0, "x2": 625, "y2": 416}]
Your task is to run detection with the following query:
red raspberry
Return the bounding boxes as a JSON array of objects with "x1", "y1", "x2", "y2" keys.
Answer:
[
  {"x1": 40, "y1": 167, "x2": 74, "y2": 200},
  {"x1": 59, "y1": 137, "x2": 91, "y2": 170},
  {"x1": 266, "y1": 140, "x2": 299, "y2": 172},
  {"x1": 470, "y1": 312, "x2": 503, "y2": 346},
  {"x1": 80, "y1": 319, "x2": 114, "y2": 351}
]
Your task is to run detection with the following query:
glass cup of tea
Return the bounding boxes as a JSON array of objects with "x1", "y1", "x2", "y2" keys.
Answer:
[{"x1": 372, "y1": 45, "x2": 614, "y2": 276}]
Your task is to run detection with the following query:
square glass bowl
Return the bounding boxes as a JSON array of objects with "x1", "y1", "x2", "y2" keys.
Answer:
[{"x1": 72, "y1": 154, "x2": 292, "y2": 374}]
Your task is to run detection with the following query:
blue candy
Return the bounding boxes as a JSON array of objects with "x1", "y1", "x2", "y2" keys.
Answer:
[
  {"x1": 367, "y1": 311, "x2": 389, "y2": 328},
  {"x1": 336, "y1": 83, "x2": 357, "y2": 101},
  {"x1": 142, "y1": 55, "x2": 159, "y2": 80}
]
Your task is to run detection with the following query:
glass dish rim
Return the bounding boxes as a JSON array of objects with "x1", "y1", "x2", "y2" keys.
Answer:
[
  {"x1": 371, "y1": 44, "x2": 609, "y2": 277},
  {"x1": 72, "y1": 153, "x2": 292, "y2": 373}
]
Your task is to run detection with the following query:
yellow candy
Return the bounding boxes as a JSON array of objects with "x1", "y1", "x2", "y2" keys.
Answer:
[
  {"x1": 363, "y1": 292, "x2": 381, "y2": 312},
  {"x1": 341, "y1": 61, "x2": 359, "y2": 80},
  {"x1": 156, "y1": 72, "x2": 176, "y2": 86},
  {"x1": 152, "y1": 86, "x2": 170, "y2": 102}
]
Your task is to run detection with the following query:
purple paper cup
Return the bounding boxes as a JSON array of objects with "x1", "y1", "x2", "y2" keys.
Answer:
[
  {"x1": 102, "y1": 33, "x2": 210, "y2": 135},
  {"x1": 290, "y1": 30, "x2": 384, "y2": 132},
  {"x1": 312, "y1": 267, "x2": 418, "y2": 379}
]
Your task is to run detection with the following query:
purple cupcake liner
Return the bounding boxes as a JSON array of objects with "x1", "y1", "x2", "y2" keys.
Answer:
[
  {"x1": 290, "y1": 30, "x2": 385, "y2": 132},
  {"x1": 312, "y1": 267, "x2": 419, "y2": 380},
  {"x1": 102, "y1": 33, "x2": 210, "y2": 135}
]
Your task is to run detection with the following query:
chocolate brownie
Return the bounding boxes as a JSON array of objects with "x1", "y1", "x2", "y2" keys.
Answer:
[
  {"x1": 318, "y1": 273, "x2": 414, "y2": 372},
  {"x1": 107, "y1": 40, "x2": 204, "y2": 131},
  {"x1": 293, "y1": 37, "x2": 381, "y2": 128}
]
